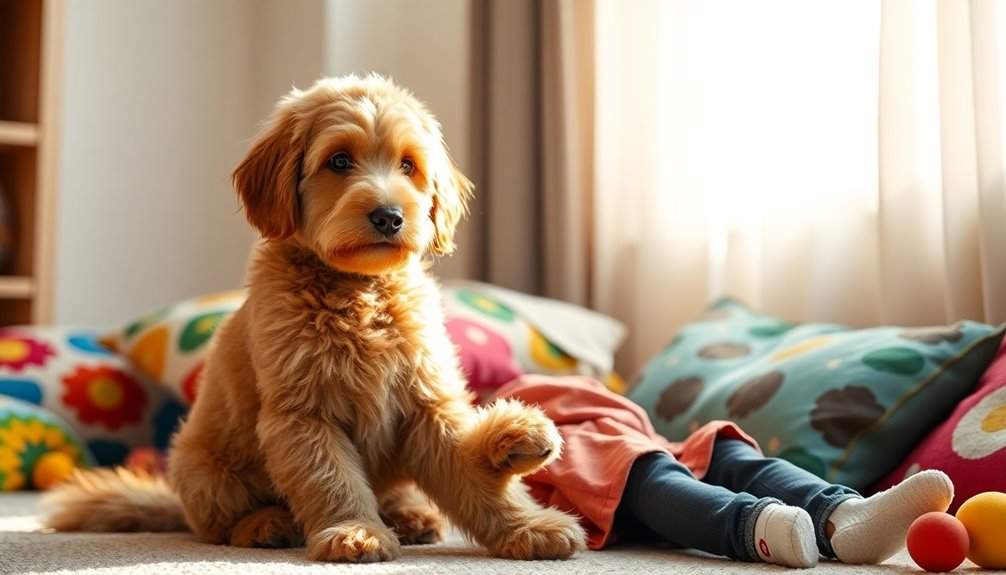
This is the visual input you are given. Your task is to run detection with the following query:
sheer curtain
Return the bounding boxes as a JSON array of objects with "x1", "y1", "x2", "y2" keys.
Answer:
[
  {"x1": 586, "y1": 0, "x2": 1006, "y2": 375},
  {"x1": 469, "y1": 0, "x2": 1006, "y2": 378}
]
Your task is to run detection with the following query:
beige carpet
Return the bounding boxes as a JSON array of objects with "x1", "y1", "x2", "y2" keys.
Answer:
[{"x1": 0, "y1": 493, "x2": 997, "y2": 575}]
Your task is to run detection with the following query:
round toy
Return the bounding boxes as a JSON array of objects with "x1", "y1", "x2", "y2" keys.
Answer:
[
  {"x1": 906, "y1": 512, "x2": 969, "y2": 572},
  {"x1": 955, "y1": 491, "x2": 1006, "y2": 569},
  {"x1": 31, "y1": 451, "x2": 77, "y2": 490},
  {"x1": 124, "y1": 446, "x2": 168, "y2": 476}
]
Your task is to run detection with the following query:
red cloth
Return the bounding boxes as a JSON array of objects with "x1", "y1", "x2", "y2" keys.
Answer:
[{"x1": 493, "y1": 374, "x2": 760, "y2": 550}]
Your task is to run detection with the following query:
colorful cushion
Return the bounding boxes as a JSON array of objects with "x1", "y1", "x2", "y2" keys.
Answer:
[
  {"x1": 0, "y1": 326, "x2": 184, "y2": 467},
  {"x1": 0, "y1": 395, "x2": 95, "y2": 491},
  {"x1": 441, "y1": 280, "x2": 628, "y2": 394},
  {"x1": 100, "y1": 290, "x2": 246, "y2": 404},
  {"x1": 872, "y1": 339, "x2": 1006, "y2": 512},
  {"x1": 445, "y1": 316, "x2": 524, "y2": 399},
  {"x1": 626, "y1": 299, "x2": 1005, "y2": 490},
  {"x1": 103, "y1": 284, "x2": 628, "y2": 404}
]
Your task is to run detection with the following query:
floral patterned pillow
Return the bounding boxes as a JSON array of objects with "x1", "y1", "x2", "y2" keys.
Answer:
[
  {"x1": 0, "y1": 326, "x2": 183, "y2": 468},
  {"x1": 99, "y1": 290, "x2": 246, "y2": 404},
  {"x1": 445, "y1": 315, "x2": 524, "y2": 400},
  {"x1": 626, "y1": 299, "x2": 1005, "y2": 490},
  {"x1": 441, "y1": 281, "x2": 628, "y2": 394},
  {"x1": 0, "y1": 395, "x2": 95, "y2": 490},
  {"x1": 102, "y1": 284, "x2": 628, "y2": 405}
]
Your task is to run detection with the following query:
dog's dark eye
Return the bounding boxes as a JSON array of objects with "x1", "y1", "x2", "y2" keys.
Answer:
[
  {"x1": 328, "y1": 152, "x2": 352, "y2": 172},
  {"x1": 400, "y1": 158, "x2": 415, "y2": 176}
]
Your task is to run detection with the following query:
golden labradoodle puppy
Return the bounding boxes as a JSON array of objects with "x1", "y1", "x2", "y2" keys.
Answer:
[{"x1": 45, "y1": 74, "x2": 586, "y2": 562}]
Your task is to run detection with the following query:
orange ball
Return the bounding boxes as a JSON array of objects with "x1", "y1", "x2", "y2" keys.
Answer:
[
  {"x1": 31, "y1": 451, "x2": 77, "y2": 490},
  {"x1": 956, "y1": 491, "x2": 1006, "y2": 569}
]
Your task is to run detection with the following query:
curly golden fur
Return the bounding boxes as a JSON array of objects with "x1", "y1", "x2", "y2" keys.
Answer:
[{"x1": 44, "y1": 74, "x2": 586, "y2": 562}]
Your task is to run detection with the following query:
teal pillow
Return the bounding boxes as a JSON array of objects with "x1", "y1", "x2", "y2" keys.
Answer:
[{"x1": 626, "y1": 299, "x2": 1006, "y2": 490}]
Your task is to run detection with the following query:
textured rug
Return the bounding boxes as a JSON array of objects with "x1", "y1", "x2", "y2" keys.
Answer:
[{"x1": 0, "y1": 492, "x2": 996, "y2": 575}]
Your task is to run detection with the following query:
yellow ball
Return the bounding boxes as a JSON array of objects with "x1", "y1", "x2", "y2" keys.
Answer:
[
  {"x1": 956, "y1": 491, "x2": 1006, "y2": 569},
  {"x1": 31, "y1": 451, "x2": 77, "y2": 490}
]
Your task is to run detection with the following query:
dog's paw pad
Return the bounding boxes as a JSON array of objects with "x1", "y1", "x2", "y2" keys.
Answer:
[
  {"x1": 308, "y1": 521, "x2": 401, "y2": 563},
  {"x1": 482, "y1": 403, "x2": 563, "y2": 475},
  {"x1": 229, "y1": 506, "x2": 303, "y2": 548},
  {"x1": 493, "y1": 509, "x2": 587, "y2": 560},
  {"x1": 381, "y1": 505, "x2": 444, "y2": 545}
]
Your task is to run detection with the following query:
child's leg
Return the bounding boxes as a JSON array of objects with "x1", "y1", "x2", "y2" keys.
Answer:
[
  {"x1": 702, "y1": 437, "x2": 858, "y2": 558},
  {"x1": 704, "y1": 437, "x2": 953, "y2": 564},
  {"x1": 618, "y1": 452, "x2": 817, "y2": 567}
]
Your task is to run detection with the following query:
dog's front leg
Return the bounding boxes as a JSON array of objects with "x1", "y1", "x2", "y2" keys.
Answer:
[
  {"x1": 257, "y1": 408, "x2": 401, "y2": 562},
  {"x1": 404, "y1": 398, "x2": 586, "y2": 560}
]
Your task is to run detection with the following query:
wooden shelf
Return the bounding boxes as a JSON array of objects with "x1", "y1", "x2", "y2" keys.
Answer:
[
  {"x1": 0, "y1": 121, "x2": 39, "y2": 147},
  {"x1": 0, "y1": 0, "x2": 62, "y2": 324},
  {"x1": 0, "y1": 276, "x2": 34, "y2": 299}
]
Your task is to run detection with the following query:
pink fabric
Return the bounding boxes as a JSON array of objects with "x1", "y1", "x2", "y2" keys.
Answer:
[{"x1": 494, "y1": 374, "x2": 759, "y2": 549}]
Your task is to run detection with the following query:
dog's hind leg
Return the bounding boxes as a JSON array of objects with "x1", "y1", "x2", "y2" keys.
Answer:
[
  {"x1": 378, "y1": 482, "x2": 444, "y2": 545},
  {"x1": 170, "y1": 431, "x2": 303, "y2": 548},
  {"x1": 168, "y1": 427, "x2": 280, "y2": 545},
  {"x1": 229, "y1": 505, "x2": 304, "y2": 548}
]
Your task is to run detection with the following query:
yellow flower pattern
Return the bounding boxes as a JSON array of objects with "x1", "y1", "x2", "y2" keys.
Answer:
[{"x1": 0, "y1": 416, "x2": 82, "y2": 490}]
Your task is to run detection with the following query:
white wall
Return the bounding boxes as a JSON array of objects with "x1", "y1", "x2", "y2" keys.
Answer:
[
  {"x1": 55, "y1": 0, "x2": 469, "y2": 326},
  {"x1": 55, "y1": 0, "x2": 324, "y2": 326},
  {"x1": 250, "y1": 0, "x2": 327, "y2": 123}
]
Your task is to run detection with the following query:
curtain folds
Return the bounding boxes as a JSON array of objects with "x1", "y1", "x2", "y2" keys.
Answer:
[{"x1": 467, "y1": 0, "x2": 1006, "y2": 378}]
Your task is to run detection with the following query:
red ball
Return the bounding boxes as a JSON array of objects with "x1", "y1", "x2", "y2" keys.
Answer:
[{"x1": 907, "y1": 512, "x2": 970, "y2": 572}]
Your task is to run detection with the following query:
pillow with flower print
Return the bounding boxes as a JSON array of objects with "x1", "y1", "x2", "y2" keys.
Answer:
[
  {"x1": 445, "y1": 315, "x2": 524, "y2": 401},
  {"x1": 101, "y1": 289, "x2": 518, "y2": 403},
  {"x1": 103, "y1": 284, "x2": 628, "y2": 405},
  {"x1": 0, "y1": 395, "x2": 95, "y2": 491},
  {"x1": 441, "y1": 280, "x2": 628, "y2": 394},
  {"x1": 99, "y1": 290, "x2": 247, "y2": 405},
  {"x1": 626, "y1": 298, "x2": 1005, "y2": 490},
  {"x1": 0, "y1": 326, "x2": 184, "y2": 467},
  {"x1": 871, "y1": 338, "x2": 1006, "y2": 512}
]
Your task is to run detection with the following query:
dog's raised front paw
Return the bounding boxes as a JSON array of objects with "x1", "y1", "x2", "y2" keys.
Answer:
[
  {"x1": 381, "y1": 504, "x2": 444, "y2": 545},
  {"x1": 473, "y1": 400, "x2": 564, "y2": 476},
  {"x1": 492, "y1": 508, "x2": 587, "y2": 560},
  {"x1": 307, "y1": 520, "x2": 401, "y2": 563}
]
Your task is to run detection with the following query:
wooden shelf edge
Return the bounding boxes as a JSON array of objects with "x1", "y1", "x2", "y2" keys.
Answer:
[
  {"x1": 0, "y1": 121, "x2": 40, "y2": 147},
  {"x1": 0, "y1": 276, "x2": 36, "y2": 299}
]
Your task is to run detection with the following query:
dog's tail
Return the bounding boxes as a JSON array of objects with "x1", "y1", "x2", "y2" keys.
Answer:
[{"x1": 43, "y1": 467, "x2": 188, "y2": 533}]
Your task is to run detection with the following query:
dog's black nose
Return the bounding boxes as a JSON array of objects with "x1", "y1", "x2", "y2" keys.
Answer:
[{"x1": 369, "y1": 207, "x2": 404, "y2": 237}]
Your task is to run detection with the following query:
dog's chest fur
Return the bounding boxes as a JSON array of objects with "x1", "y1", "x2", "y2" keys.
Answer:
[{"x1": 249, "y1": 244, "x2": 445, "y2": 456}]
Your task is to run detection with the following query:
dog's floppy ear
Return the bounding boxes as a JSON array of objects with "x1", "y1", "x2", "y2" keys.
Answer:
[
  {"x1": 232, "y1": 106, "x2": 301, "y2": 241},
  {"x1": 430, "y1": 154, "x2": 474, "y2": 255}
]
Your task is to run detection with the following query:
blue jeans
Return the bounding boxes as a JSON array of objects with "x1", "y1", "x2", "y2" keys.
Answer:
[{"x1": 616, "y1": 438, "x2": 860, "y2": 561}]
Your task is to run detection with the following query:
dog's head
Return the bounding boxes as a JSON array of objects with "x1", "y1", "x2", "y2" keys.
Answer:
[{"x1": 232, "y1": 74, "x2": 473, "y2": 275}]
